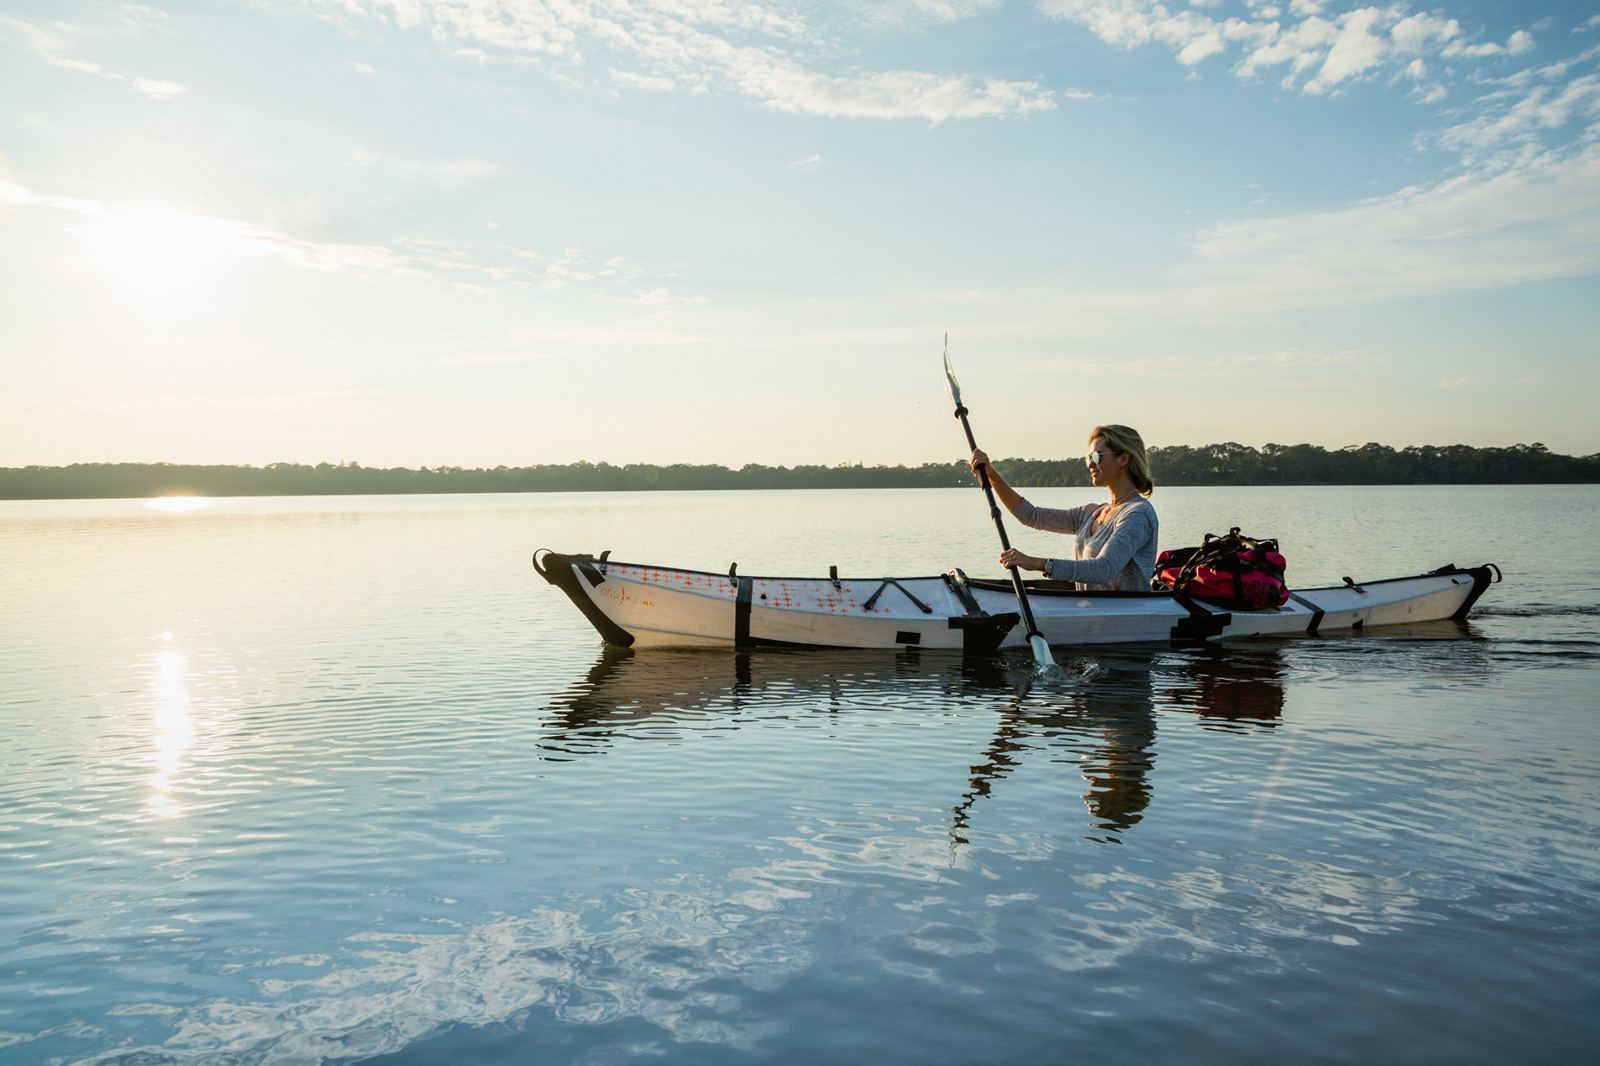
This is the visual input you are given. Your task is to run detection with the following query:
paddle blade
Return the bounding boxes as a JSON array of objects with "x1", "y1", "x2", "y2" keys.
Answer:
[
  {"x1": 1027, "y1": 632, "x2": 1057, "y2": 668},
  {"x1": 942, "y1": 334, "x2": 962, "y2": 408}
]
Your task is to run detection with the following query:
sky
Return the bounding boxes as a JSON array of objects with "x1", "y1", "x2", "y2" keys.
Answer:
[{"x1": 2, "y1": 0, "x2": 1598, "y2": 468}]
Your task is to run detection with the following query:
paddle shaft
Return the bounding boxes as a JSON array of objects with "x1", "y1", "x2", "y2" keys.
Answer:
[{"x1": 953, "y1": 405, "x2": 1046, "y2": 643}]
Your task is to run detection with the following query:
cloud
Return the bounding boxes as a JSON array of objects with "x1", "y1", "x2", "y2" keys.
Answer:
[
  {"x1": 1433, "y1": 71, "x2": 1600, "y2": 162},
  {"x1": 1036, "y1": 0, "x2": 1242, "y2": 67},
  {"x1": 855, "y1": 0, "x2": 1002, "y2": 26},
  {"x1": 46, "y1": 54, "x2": 110, "y2": 75},
  {"x1": 0, "y1": 178, "x2": 105, "y2": 217},
  {"x1": 540, "y1": 261, "x2": 595, "y2": 288},
  {"x1": 624, "y1": 286, "x2": 709, "y2": 305},
  {"x1": 132, "y1": 78, "x2": 187, "y2": 100},
  {"x1": 787, "y1": 153, "x2": 823, "y2": 171},
  {"x1": 0, "y1": 13, "x2": 189, "y2": 100},
  {"x1": 353, "y1": 60, "x2": 377, "y2": 74},
  {"x1": 610, "y1": 68, "x2": 675, "y2": 92},
  {"x1": 522, "y1": 247, "x2": 622, "y2": 290},
  {"x1": 1305, "y1": 6, "x2": 1388, "y2": 92},
  {"x1": 726, "y1": 60, "x2": 1053, "y2": 121},
  {"x1": 1040, "y1": 1, "x2": 1540, "y2": 96},
  {"x1": 232, "y1": 227, "x2": 416, "y2": 273},
  {"x1": 1149, "y1": 138, "x2": 1600, "y2": 313},
  {"x1": 333, "y1": 0, "x2": 1054, "y2": 120}
]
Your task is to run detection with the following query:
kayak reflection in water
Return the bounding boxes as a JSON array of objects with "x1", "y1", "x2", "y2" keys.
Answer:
[
  {"x1": 548, "y1": 646, "x2": 1288, "y2": 844},
  {"x1": 970, "y1": 424, "x2": 1159, "y2": 593}
]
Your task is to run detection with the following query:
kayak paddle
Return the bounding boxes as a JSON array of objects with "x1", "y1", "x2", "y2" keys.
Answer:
[{"x1": 943, "y1": 336, "x2": 1057, "y2": 669}]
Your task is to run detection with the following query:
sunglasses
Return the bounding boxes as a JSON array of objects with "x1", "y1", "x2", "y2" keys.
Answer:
[{"x1": 1086, "y1": 449, "x2": 1121, "y2": 467}]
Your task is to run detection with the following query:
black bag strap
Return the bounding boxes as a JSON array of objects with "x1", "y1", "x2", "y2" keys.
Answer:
[{"x1": 1167, "y1": 527, "x2": 1284, "y2": 591}]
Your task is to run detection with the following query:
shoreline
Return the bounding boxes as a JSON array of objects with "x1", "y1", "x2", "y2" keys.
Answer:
[{"x1": 3, "y1": 443, "x2": 1598, "y2": 500}]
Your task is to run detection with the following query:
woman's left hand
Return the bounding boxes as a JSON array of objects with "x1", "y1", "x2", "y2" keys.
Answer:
[{"x1": 999, "y1": 548, "x2": 1047, "y2": 573}]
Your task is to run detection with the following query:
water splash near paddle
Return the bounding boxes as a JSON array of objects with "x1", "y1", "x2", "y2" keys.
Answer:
[{"x1": 1033, "y1": 657, "x2": 1070, "y2": 682}]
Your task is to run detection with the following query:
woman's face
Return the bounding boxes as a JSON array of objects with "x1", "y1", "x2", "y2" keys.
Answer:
[{"x1": 1086, "y1": 434, "x2": 1128, "y2": 488}]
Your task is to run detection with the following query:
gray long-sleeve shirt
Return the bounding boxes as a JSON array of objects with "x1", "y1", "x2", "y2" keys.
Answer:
[{"x1": 1011, "y1": 496, "x2": 1159, "y2": 592}]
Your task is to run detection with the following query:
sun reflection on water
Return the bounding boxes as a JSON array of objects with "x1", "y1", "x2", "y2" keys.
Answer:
[
  {"x1": 150, "y1": 647, "x2": 193, "y2": 819},
  {"x1": 145, "y1": 496, "x2": 210, "y2": 513}
]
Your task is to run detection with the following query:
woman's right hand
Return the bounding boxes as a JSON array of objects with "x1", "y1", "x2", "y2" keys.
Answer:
[{"x1": 969, "y1": 448, "x2": 990, "y2": 481}]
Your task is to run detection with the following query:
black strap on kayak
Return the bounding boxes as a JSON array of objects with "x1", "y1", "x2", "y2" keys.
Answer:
[
  {"x1": 862, "y1": 578, "x2": 933, "y2": 614},
  {"x1": 829, "y1": 565, "x2": 841, "y2": 590},
  {"x1": 939, "y1": 569, "x2": 1018, "y2": 651},
  {"x1": 1169, "y1": 591, "x2": 1230, "y2": 642},
  {"x1": 1287, "y1": 591, "x2": 1325, "y2": 634},
  {"x1": 728, "y1": 562, "x2": 739, "y2": 587},
  {"x1": 734, "y1": 576, "x2": 754, "y2": 647}
]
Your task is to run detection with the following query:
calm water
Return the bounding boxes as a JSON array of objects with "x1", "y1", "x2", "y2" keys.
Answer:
[{"x1": 2, "y1": 486, "x2": 1598, "y2": 1065}]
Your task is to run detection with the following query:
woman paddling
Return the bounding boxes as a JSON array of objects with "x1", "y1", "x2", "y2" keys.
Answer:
[{"x1": 970, "y1": 424, "x2": 1158, "y2": 592}]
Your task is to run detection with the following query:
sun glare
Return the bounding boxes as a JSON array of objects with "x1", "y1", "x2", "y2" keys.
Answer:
[
  {"x1": 146, "y1": 496, "x2": 211, "y2": 512},
  {"x1": 88, "y1": 208, "x2": 234, "y2": 294}
]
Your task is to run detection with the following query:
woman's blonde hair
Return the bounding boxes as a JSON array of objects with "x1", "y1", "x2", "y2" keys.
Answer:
[{"x1": 1090, "y1": 424, "x2": 1154, "y2": 497}]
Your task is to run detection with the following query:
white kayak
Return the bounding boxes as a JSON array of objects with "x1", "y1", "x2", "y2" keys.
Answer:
[{"x1": 534, "y1": 550, "x2": 1500, "y2": 652}]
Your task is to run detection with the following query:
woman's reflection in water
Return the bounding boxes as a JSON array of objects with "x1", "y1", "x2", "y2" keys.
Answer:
[
  {"x1": 949, "y1": 653, "x2": 1157, "y2": 844},
  {"x1": 954, "y1": 643, "x2": 1289, "y2": 843},
  {"x1": 1079, "y1": 668, "x2": 1158, "y2": 840}
]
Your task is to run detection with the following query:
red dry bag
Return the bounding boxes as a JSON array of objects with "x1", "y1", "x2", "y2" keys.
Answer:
[{"x1": 1153, "y1": 527, "x2": 1289, "y2": 610}]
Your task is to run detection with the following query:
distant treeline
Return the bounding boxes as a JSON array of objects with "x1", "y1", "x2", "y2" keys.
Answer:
[{"x1": 1, "y1": 442, "x2": 1595, "y2": 499}]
